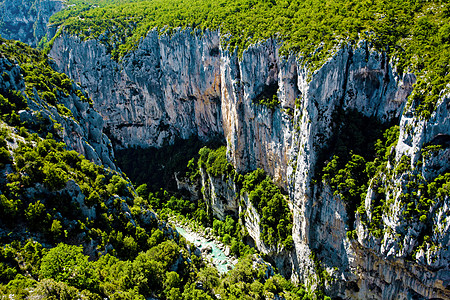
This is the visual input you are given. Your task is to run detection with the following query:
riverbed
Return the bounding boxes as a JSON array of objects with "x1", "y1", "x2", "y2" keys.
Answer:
[{"x1": 175, "y1": 225, "x2": 235, "y2": 273}]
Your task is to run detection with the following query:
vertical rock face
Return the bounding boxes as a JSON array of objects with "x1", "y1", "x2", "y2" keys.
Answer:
[
  {"x1": 199, "y1": 171, "x2": 239, "y2": 220},
  {"x1": 0, "y1": 0, "x2": 63, "y2": 47},
  {"x1": 221, "y1": 40, "x2": 296, "y2": 185},
  {"x1": 49, "y1": 31, "x2": 449, "y2": 299},
  {"x1": 50, "y1": 30, "x2": 223, "y2": 148}
]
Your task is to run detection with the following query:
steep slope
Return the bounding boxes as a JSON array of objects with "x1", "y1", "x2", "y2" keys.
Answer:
[
  {"x1": 50, "y1": 30, "x2": 450, "y2": 299},
  {"x1": 0, "y1": 38, "x2": 114, "y2": 168},
  {"x1": 0, "y1": 0, "x2": 63, "y2": 47},
  {"x1": 0, "y1": 36, "x2": 145, "y2": 254},
  {"x1": 50, "y1": 30, "x2": 224, "y2": 149}
]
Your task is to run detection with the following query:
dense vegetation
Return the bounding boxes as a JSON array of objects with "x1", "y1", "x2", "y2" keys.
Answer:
[
  {"x1": 129, "y1": 145, "x2": 294, "y2": 259},
  {"x1": 0, "y1": 128, "x2": 308, "y2": 298},
  {"x1": 0, "y1": 37, "x2": 90, "y2": 136},
  {"x1": 185, "y1": 146, "x2": 293, "y2": 249},
  {"x1": 1, "y1": 0, "x2": 448, "y2": 296},
  {"x1": 242, "y1": 169, "x2": 293, "y2": 249},
  {"x1": 322, "y1": 113, "x2": 450, "y2": 260},
  {"x1": 321, "y1": 120, "x2": 400, "y2": 235},
  {"x1": 0, "y1": 133, "x2": 311, "y2": 297},
  {"x1": 49, "y1": 0, "x2": 450, "y2": 116}
]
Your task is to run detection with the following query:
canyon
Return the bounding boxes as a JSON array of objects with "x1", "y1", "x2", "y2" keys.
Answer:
[
  {"x1": 48, "y1": 30, "x2": 449, "y2": 299},
  {"x1": 1, "y1": 1, "x2": 448, "y2": 298}
]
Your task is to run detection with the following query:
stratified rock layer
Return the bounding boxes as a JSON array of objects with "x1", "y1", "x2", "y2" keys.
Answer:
[{"x1": 50, "y1": 30, "x2": 223, "y2": 149}]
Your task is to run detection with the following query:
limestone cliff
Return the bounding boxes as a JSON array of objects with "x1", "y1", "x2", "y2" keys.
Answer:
[
  {"x1": 0, "y1": 0, "x2": 63, "y2": 47},
  {"x1": 0, "y1": 53, "x2": 115, "y2": 169},
  {"x1": 50, "y1": 30, "x2": 223, "y2": 148},
  {"x1": 0, "y1": 41, "x2": 167, "y2": 262},
  {"x1": 49, "y1": 31, "x2": 449, "y2": 299}
]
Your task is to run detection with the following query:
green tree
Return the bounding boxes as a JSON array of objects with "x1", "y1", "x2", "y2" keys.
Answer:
[
  {"x1": 42, "y1": 163, "x2": 68, "y2": 190},
  {"x1": 136, "y1": 184, "x2": 148, "y2": 198},
  {"x1": 40, "y1": 243, "x2": 96, "y2": 290},
  {"x1": 164, "y1": 271, "x2": 181, "y2": 291},
  {"x1": 25, "y1": 201, "x2": 46, "y2": 228},
  {"x1": 50, "y1": 219, "x2": 63, "y2": 240}
]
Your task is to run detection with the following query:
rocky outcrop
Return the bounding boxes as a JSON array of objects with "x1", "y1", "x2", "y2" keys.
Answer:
[
  {"x1": 0, "y1": 56, "x2": 115, "y2": 169},
  {"x1": 220, "y1": 42, "x2": 296, "y2": 184},
  {"x1": 0, "y1": 0, "x2": 63, "y2": 47},
  {"x1": 199, "y1": 169, "x2": 239, "y2": 220},
  {"x1": 49, "y1": 30, "x2": 449, "y2": 299}
]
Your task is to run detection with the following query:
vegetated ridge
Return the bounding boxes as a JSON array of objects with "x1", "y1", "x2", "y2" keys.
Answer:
[
  {"x1": 43, "y1": 1, "x2": 450, "y2": 298},
  {"x1": 49, "y1": 0, "x2": 450, "y2": 118}
]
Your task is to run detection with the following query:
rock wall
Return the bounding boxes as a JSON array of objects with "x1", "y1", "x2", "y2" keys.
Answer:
[
  {"x1": 50, "y1": 30, "x2": 223, "y2": 149},
  {"x1": 220, "y1": 41, "x2": 296, "y2": 184},
  {"x1": 199, "y1": 169, "x2": 239, "y2": 220},
  {"x1": 0, "y1": 0, "x2": 63, "y2": 47},
  {"x1": 49, "y1": 31, "x2": 449, "y2": 299},
  {"x1": 0, "y1": 56, "x2": 115, "y2": 169}
]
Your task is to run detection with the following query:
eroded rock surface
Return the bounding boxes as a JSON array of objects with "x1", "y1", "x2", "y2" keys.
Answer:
[{"x1": 49, "y1": 31, "x2": 450, "y2": 299}]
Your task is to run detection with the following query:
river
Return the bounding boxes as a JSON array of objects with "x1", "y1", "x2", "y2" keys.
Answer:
[{"x1": 175, "y1": 225, "x2": 235, "y2": 273}]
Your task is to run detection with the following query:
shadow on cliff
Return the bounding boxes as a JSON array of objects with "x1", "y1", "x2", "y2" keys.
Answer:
[{"x1": 115, "y1": 136, "x2": 224, "y2": 192}]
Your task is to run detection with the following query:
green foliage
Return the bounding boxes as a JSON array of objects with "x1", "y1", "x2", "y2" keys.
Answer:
[
  {"x1": 242, "y1": 169, "x2": 293, "y2": 248},
  {"x1": 0, "y1": 37, "x2": 92, "y2": 129},
  {"x1": 49, "y1": 0, "x2": 450, "y2": 116},
  {"x1": 0, "y1": 141, "x2": 311, "y2": 300},
  {"x1": 212, "y1": 216, "x2": 254, "y2": 257},
  {"x1": 253, "y1": 83, "x2": 280, "y2": 110},
  {"x1": 214, "y1": 254, "x2": 307, "y2": 299},
  {"x1": 115, "y1": 136, "x2": 221, "y2": 191},
  {"x1": 184, "y1": 146, "x2": 293, "y2": 251},
  {"x1": 395, "y1": 155, "x2": 411, "y2": 175},
  {"x1": 325, "y1": 154, "x2": 368, "y2": 205},
  {"x1": 255, "y1": 94, "x2": 280, "y2": 110},
  {"x1": 135, "y1": 183, "x2": 148, "y2": 198},
  {"x1": 0, "y1": 194, "x2": 20, "y2": 223},
  {"x1": 1, "y1": 274, "x2": 36, "y2": 299},
  {"x1": 42, "y1": 163, "x2": 69, "y2": 190},
  {"x1": 0, "y1": 129, "x2": 162, "y2": 269},
  {"x1": 421, "y1": 144, "x2": 442, "y2": 158},
  {"x1": 0, "y1": 29, "x2": 324, "y2": 300},
  {"x1": 320, "y1": 114, "x2": 398, "y2": 233},
  {"x1": 25, "y1": 201, "x2": 48, "y2": 229},
  {"x1": 56, "y1": 104, "x2": 73, "y2": 117},
  {"x1": 40, "y1": 243, "x2": 95, "y2": 290},
  {"x1": 0, "y1": 89, "x2": 27, "y2": 126},
  {"x1": 199, "y1": 146, "x2": 234, "y2": 178},
  {"x1": 401, "y1": 172, "x2": 449, "y2": 221},
  {"x1": 29, "y1": 279, "x2": 83, "y2": 299}
]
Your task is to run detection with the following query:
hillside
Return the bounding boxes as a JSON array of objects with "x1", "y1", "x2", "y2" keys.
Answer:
[{"x1": 48, "y1": 0, "x2": 449, "y2": 118}]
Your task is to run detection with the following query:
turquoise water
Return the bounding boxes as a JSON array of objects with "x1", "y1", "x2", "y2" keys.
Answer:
[{"x1": 176, "y1": 226, "x2": 233, "y2": 273}]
